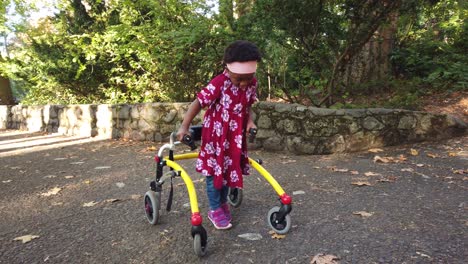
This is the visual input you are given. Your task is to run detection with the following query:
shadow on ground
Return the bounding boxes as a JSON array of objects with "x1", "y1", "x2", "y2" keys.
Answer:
[{"x1": 0, "y1": 129, "x2": 466, "y2": 263}]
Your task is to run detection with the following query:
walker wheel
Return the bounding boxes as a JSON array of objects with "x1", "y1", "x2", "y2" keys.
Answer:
[
  {"x1": 267, "y1": 206, "x2": 291, "y2": 234},
  {"x1": 193, "y1": 233, "x2": 207, "y2": 257},
  {"x1": 227, "y1": 187, "x2": 243, "y2": 208},
  {"x1": 144, "y1": 190, "x2": 161, "y2": 225}
]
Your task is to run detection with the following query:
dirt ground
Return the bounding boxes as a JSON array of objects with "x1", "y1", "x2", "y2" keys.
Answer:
[
  {"x1": 0, "y1": 129, "x2": 466, "y2": 263},
  {"x1": 420, "y1": 91, "x2": 468, "y2": 124}
]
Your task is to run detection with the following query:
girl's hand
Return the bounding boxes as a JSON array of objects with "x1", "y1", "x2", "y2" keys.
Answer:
[
  {"x1": 246, "y1": 120, "x2": 257, "y2": 134},
  {"x1": 247, "y1": 109, "x2": 256, "y2": 133},
  {"x1": 176, "y1": 126, "x2": 190, "y2": 142}
]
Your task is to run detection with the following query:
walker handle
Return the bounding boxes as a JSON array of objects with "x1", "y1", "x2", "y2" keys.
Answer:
[
  {"x1": 182, "y1": 129, "x2": 197, "y2": 150},
  {"x1": 248, "y1": 128, "x2": 257, "y2": 143}
]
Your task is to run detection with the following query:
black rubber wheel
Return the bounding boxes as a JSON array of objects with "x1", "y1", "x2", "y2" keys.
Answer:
[
  {"x1": 193, "y1": 233, "x2": 207, "y2": 257},
  {"x1": 267, "y1": 206, "x2": 291, "y2": 234},
  {"x1": 144, "y1": 191, "x2": 161, "y2": 225},
  {"x1": 227, "y1": 187, "x2": 243, "y2": 208}
]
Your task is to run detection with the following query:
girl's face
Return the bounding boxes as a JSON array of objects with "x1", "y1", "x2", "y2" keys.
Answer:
[{"x1": 228, "y1": 70, "x2": 255, "y2": 89}]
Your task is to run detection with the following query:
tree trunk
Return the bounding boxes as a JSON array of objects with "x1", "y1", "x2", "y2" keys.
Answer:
[
  {"x1": 340, "y1": 12, "x2": 398, "y2": 93},
  {"x1": 0, "y1": 76, "x2": 14, "y2": 105},
  {"x1": 324, "y1": 1, "x2": 402, "y2": 106}
]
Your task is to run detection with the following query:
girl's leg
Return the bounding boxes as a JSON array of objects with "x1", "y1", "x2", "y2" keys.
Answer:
[
  {"x1": 220, "y1": 185, "x2": 229, "y2": 205},
  {"x1": 206, "y1": 176, "x2": 232, "y2": 229},
  {"x1": 220, "y1": 185, "x2": 232, "y2": 222},
  {"x1": 206, "y1": 176, "x2": 221, "y2": 210}
]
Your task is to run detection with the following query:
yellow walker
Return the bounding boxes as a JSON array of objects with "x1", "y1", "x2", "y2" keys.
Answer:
[{"x1": 143, "y1": 126, "x2": 293, "y2": 257}]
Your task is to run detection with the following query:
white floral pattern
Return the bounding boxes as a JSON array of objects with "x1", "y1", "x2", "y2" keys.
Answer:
[
  {"x1": 229, "y1": 120, "x2": 238, "y2": 131},
  {"x1": 235, "y1": 134, "x2": 243, "y2": 149},
  {"x1": 195, "y1": 70, "x2": 257, "y2": 189},
  {"x1": 222, "y1": 110, "x2": 229, "y2": 122},
  {"x1": 207, "y1": 83, "x2": 216, "y2": 93},
  {"x1": 205, "y1": 142, "x2": 215, "y2": 154},
  {"x1": 214, "y1": 121, "x2": 222, "y2": 137},
  {"x1": 221, "y1": 94, "x2": 232, "y2": 109},
  {"x1": 230, "y1": 171, "x2": 239, "y2": 182},
  {"x1": 233, "y1": 103, "x2": 243, "y2": 115},
  {"x1": 203, "y1": 116, "x2": 211, "y2": 128}
]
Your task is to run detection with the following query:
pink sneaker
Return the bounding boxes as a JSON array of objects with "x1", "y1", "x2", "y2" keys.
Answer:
[
  {"x1": 221, "y1": 203, "x2": 232, "y2": 222},
  {"x1": 208, "y1": 208, "x2": 232, "y2": 230}
]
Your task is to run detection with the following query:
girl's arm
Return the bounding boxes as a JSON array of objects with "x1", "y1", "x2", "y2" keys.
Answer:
[
  {"x1": 177, "y1": 99, "x2": 202, "y2": 141},
  {"x1": 246, "y1": 109, "x2": 257, "y2": 132}
]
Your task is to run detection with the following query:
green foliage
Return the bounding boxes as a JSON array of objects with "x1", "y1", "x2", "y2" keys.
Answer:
[
  {"x1": 1, "y1": 0, "x2": 228, "y2": 104},
  {"x1": 249, "y1": 0, "x2": 403, "y2": 104},
  {"x1": 392, "y1": 0, "x2": 467, "y2": 92},
  {"x1": 384, "y1": 92, "x2": 421, "y2": 110},
  {"x1": 250, "y1": 0, "x2": 338, "y2": 99},
  {"x1": 0, "y1": 0, "x2": 466, "y2": 108}
]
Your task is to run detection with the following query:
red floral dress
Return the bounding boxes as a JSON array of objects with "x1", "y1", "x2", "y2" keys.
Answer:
[{"x1": 196, "y1": 70, "x2": 257, "y2": 190}]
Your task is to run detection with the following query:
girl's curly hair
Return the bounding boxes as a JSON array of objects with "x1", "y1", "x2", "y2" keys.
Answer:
[{"x1": 223, "y1": 40, "x2": 262, "y2": 64}]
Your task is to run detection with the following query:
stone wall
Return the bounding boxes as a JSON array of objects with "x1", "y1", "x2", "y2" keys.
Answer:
[
  {"x1": 0, "y1": 102, "x2": 465, "y2": 154},
  {"x1": 252, "y1": 102, "x2": 466, "y2": 154},
  {"x1": 0, "y1": 103, "x2": 203, "y2": 141}
]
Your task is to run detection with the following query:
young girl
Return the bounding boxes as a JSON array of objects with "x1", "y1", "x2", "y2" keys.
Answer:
[{"x1": 177, "y1": 40, "x2": 261, "y2": 230}]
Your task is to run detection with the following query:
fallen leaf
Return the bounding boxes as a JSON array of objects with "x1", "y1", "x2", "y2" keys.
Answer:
[
  {"x1": 332, "y1": 168, "x2": 349, "y2": 173},
  {"x1": 146, "y1": 146, "x2": 157, "y2": 151},
  {"x1": 416, "y1": 252, "x2": 431, "y2": 259},
  {"x1": 311, "y1": 254, "x2": 340, "y2": 264},
  {"x1": 398, "y1": 154, "x2": 407, "y2": 161},
  {"x1": 130, "y1": 194, "x2": 142, "y2": 200},
  {"x1": 351, "y1": 181, "x2": 372, "y2": 186},
  {"x1": 388, "y1": 176, "x2": 398, "y2": 181},
  {"x1": 353, "y1": 211, "x2": 374, "y2": 217},
  {"x1": 452, "y1": 169, "x2": 466, "y2": 175},
  {"x1": 448, "y1": 152, "x2": 457, "y2": 157},
  {"x1": 269, "y1": 230, "x2": 286, "y2": 239},
  {"x1": 364, "y1": 172, "x2": 380, "y2": 177},
  {"x1": 83, "y1": 201, "x2": 99, "y2": 207},
  {"x1": 271, "y1": 233, "x2": 286, "y2": 239},
  {"x1": 293, "y1": 190, "x2": 306, "y2": 195},
  {"x1": 368, "y1": 148, "x2": 384, "y2": 153},
  {"x1": 427, "y1": 153, "x2": 439, "y2": 158},
  {"x1": 84, "y1": 180, "x2": 92, "y2": 184},
  {"x1": 41, "y1": 187, "x2": 62, "y2": 197},
  {"x1": 410, "y1": 149, "x2": 419, "y2": 156},
  {"x1": 350, "y1": 171, "x2": 359, "y2": 175},
  {"x1": 373, "y1": 155, "x2": 392, "y2": 163},
  {"x1": 238, "y1": 233, "x2": 263, "y2": 241},
  {"x1": 378, "y1": 176, "x2": 397, "y2": 183},
  {"x1": 14, "y1": 235, "x2": 40, "y2": 244},
  {"x1": 378, "y1": 178, "x2": 391, "y2": 183},
  {"x1": 70, "y1": 161, "x2": 85, "y2": 165},
  {"x1": 104, "y1": 199, "x2": 121, "y2": 203},
  {"x1": 94, "y1": 166, "x2": 111, "y2": 170},
  {"x1": 64, "y1": 175, "x2": 74, "y2": 179}
]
